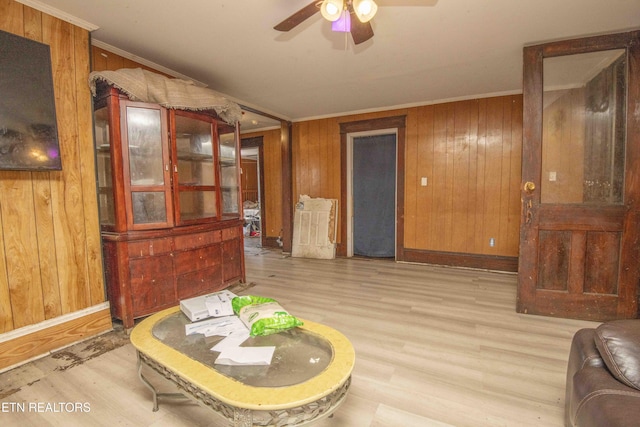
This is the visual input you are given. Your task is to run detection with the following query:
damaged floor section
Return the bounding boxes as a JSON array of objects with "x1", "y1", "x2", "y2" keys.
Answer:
[
  {"x1": 0, "y1": 324, "x2": 130, "y2": 400},
  {"x1": 0, "y1": 277, "x2": 257, "y2": 401}
]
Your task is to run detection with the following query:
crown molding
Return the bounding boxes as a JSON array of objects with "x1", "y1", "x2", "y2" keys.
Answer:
[
  {"x1": 293, "y1": 89, "x2": 523, "y2": 123},
  {"x1": 15, "y1": 0, "x2": 99, "y2": 31}
]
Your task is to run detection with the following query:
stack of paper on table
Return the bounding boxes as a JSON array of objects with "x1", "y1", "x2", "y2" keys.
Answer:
[
  {"x1": 185, "y1": 315, "x2": 247, "y2": 337},
  {"x1": 179, "y1": 290, "x2": 236, "y2": 321},
  {"x1": 183, "y1": 305, "x2": 275, "y2": 366}
]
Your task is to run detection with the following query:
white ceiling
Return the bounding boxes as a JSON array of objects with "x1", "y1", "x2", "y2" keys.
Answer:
[{"x1": 20, "y1": 0, "x2": 640, "y2": 124}]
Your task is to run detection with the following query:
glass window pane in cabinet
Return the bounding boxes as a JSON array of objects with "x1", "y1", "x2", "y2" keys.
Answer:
[
  {"x1": 132, "y1": 192, "x2": 167, "y2": 224},
  {"x1": 219, "y1": 123, "x2": 239, "y2": 214},
  {"x1": 175, "y1": 114, "x2": 215, "y2": 186},
  {"x1": 179, "y1": 190, "x2": 217, "y2": 220},
  {"x1": 126, "y1": 106, "x2": 165, "y2": 186},
  {"x1": 94, "y1": 106, "x2": 115, "y2": 225}
]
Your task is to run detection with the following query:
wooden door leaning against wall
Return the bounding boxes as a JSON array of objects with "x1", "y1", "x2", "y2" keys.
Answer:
[{"x1": 517, "y1": 30, "x2": 640, "y2": 321}]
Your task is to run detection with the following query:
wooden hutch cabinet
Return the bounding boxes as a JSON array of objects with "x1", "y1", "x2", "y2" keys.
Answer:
[{"x1": 93, "y1": 83, "x2": 245, "y2": 328}]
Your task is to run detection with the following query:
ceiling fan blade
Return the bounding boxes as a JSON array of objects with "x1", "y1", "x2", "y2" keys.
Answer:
[
  {"x1": 376, "y1": 0, "x2": 438, "y2": 5},
  {"x1": 274, "y1": 1, "x2": 320, "y2": 32},
  {"x1": 350, "y1": 19, "x2": 374, "y2": 45}
]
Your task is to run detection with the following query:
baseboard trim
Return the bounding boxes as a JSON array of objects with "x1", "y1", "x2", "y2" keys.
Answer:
[
  {"x1": 263, "y1": 236, "x2": 282, "y2": 248},
  {"x1": 399, "y1": 248, "x2": 518, "y2": 272},
  {"x1": 0, "y1": 303, "x2": 113, "y2": 372}
]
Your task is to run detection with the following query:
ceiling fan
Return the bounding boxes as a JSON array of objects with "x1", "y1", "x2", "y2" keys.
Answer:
[{"x1": 274, "y1": 0, "x2": 437, "y2": 45}]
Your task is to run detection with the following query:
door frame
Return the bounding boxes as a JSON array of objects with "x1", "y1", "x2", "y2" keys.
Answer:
[
  {"x1": 339, "y1": 115, "x2": 407, "y2": 258},
  {"x1": 347, "y1": 129, "x2": 398, "y2": 257},
  {"x1": 240, "y1": 136, "x2": 266, "y2": 248}
]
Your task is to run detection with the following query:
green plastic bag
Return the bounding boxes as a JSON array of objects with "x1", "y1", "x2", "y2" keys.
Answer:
[{"x1": 232, "y1": 295, "x2": 303, "y2": 337}]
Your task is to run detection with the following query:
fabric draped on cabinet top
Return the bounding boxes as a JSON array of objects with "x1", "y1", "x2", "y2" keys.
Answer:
[{"x1": 89, "y1": 68, "x2": 242, "y2": 125}]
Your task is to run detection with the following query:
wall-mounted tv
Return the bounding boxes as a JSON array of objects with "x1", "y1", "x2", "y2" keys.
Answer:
[{"x1": 0, "y1": 29, "x2": 61, "y2": 171}]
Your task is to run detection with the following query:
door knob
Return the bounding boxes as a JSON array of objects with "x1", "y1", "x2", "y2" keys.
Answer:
[{"x1": 524, "y1": 181, "x2": 536, "y2": 193}]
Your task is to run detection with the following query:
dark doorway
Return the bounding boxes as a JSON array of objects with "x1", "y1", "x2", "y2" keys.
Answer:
[{"x1": 352, "y1": 134, "x2": 396, "y2": 257}]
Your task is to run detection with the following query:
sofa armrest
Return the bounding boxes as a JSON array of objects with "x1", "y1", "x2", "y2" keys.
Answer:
[
  {"x1": 566, "y1": 327, "x2": 640, "y2": 427},
  {"x1": 571, "y1": 365, "x2": 640, "y2": 427},
  {"x1": 565, "y1": 328, "x2": 601, "y2": 427}
]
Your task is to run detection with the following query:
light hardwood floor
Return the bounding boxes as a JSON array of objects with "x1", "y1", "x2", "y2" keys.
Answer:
[{"x1": 0, "y1": 246, "x2": 597, "y2": 426}]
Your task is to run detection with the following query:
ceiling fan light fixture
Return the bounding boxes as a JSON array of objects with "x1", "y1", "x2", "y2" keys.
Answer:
[
  {"x1": 331, "y1": 9, "x2": 351, "y2": 32},
  {"x1": 353, "y1": 0, "x2": 378, "y2": 23},
  {"x1": 320, "y1": 0, "x2": 344, "y2": 22}
]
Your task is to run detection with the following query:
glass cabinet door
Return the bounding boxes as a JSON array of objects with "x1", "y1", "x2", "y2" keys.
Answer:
[
  {"x1": 94, "y1": 105, "x2": 115, "y2": 226},
  {"x1": 218, "y1": 122, "x2": 241, "y2": 215},
  {"x1": 172, "y1": 111, "x2": 218, "y2": 223},
  {"x1": 122, "y1": 102, "x2": 173, "y2": 228}
]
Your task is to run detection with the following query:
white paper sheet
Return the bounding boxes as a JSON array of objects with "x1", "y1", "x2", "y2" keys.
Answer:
[
  {"x1": 211, "y1": 330, "x2": 275, "y2": 365},
  {"x1": 214, "y1": 346, "x2": 275, "y2": 366},
  {"x1": 185, "y1": 315, "x2": 246, "y2": 336},
  {"x1": 211, "y1": 330, "x2": 251, "y2": 351},
  {"x1": 203, "y1": 321, "x2": 248, "y2": 337}
]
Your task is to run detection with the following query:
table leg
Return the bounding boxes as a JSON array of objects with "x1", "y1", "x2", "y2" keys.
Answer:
[
  {"x1": 136, "y1": 351, "x2": 187, "y2": 411},
  {"x1": 233, "y1": 407, "x2": 253, "y2": 427}
]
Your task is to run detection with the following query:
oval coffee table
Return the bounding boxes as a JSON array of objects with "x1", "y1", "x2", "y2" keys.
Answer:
[{"x1": 130, "y1": 306, "x2": 355, "y2": 426}]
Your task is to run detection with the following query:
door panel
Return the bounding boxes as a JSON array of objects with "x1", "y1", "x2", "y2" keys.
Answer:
[
  {"x1": 517, "y1": 31, "x2": 640, "y2": 321},
  {"x1": 291, "y1": 197, "x2": 338, "y2": 259},
  {"x1": 537, "y1": 230, "x2": 571, "y2": 291}
]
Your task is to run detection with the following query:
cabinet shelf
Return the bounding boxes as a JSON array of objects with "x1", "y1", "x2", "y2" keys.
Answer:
[{"x1": 176, "y1": 152, "x2": 213, "y2": 161}]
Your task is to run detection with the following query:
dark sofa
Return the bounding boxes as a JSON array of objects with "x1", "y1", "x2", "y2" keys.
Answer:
[{"x1": 565, "y1": 319, "x2": 640, "y2": 427}]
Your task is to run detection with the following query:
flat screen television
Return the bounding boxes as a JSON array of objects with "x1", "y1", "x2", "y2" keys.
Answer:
[{"x1": 0, "y1": 29, "x2": 61, "y2": 171}]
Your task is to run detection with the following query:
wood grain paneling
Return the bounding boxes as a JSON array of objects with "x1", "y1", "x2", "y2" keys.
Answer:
[
  {"x1": 241, "y1": 158, "x2": 258, "y2": 199},
  {"x1": 293, "y1": 117, "x2": 347, "y2": 203},
  {"x1": 292, "y1": 96, "x2": 523, "y2": 265},
  {"x1": 241, "y1": 128, "x2": 283, "y2": 240},
  {"x1": 91, "y1": 45, "x2": 173, "y2": 77},
  {"x1": 75, "y1": 28, "x2": 105, "y2": 307},
  {"x1": 0, "y1": 0, "x2": 108, "y2": 346},
  {"x1": 541, "y1": 88, "x2": 585, "y2": 203}
]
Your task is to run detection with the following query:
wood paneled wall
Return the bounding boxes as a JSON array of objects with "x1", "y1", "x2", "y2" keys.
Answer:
[
  {"x1": 241, "y1": 159, "x2": 258, "y2": 201},
  {"x1": 0, "y1": 0, "x2": 111, "y2": 369},
  {"x1": 292, "y1": 96, "x2": 523, "y2": 259},
  {"x1": 406, "y1": 96, "x2": 523, "y2": 257},
  {"x1": 541, "y1": 89, "x2": 585, "y2": 204},
  {"x1": 92, "y1": 45, "x2": 173, "y2": 78},
  {"x1": 241, "y1": 129, "x2": 284, "y2": 240}
]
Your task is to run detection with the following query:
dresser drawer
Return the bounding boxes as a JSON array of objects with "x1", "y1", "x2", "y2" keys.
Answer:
[
  {"x1": 174, "y1": 230, "x2": 221, "y2": 251},
  {"x1": 173, "y1": 244, "x2": 222, "y2": 276},
  {"x1": 221, "y1": 226, "x2": 242, "y2": 241},
  {"x1": 176, "y1": 265, "x2": 223, "y2": 300},
  {"x1": 128, "y1": 238, "x2": 173, "y2": 258},
  {"x1": 129, "y1": 255, "x2": 176, "y2": 315}
]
